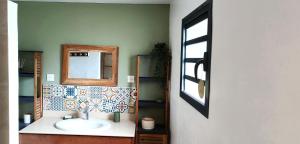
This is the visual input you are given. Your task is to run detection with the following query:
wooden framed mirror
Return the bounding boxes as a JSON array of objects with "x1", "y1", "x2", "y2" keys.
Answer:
[{"x1": 61, "y1": 44, "x2": 119, "y2": 86}]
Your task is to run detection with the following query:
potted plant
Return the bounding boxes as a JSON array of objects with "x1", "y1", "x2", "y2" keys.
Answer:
[{"x1": 150, "y1": 43, "x2": 171, "y2": 85}]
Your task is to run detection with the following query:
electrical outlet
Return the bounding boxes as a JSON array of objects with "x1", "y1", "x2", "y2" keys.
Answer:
[
  {"x1": 128, "y1": 75, "x2": 135, "y2": 83},
  {"x1": 47, "y1": 74, "x2": 55, "y2": 82}
]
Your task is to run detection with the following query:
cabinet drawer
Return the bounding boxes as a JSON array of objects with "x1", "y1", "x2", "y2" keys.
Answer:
[{"x1": 138, "y1": 134, "x2": 167, "y2": 144}]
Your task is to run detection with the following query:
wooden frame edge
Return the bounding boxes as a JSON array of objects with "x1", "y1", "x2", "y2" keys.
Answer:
[{"x1": 61, "y1": 44, "x2": 119, "y2": 86}]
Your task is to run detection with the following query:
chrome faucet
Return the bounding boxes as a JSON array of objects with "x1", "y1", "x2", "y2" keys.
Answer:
[{"x1": 78, "y1": 108, "x2": 89, "y2": 120}]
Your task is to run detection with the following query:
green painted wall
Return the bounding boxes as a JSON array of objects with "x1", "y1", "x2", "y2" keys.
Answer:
[{"x1": 17, "y1": 2, "x2": 169, "y2": 93}]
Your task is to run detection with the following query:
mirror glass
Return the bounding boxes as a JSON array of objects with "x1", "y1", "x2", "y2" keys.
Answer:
[{"x1": 68, "y1": 51, "x2": 112, "y2": 79}]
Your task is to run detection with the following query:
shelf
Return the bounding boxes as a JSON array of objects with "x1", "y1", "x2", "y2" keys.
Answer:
[
  {"x1": 19, "y1": 119, "x2": 32, "y2": 130},
  {"x1": 19, "y1": 50, "x2": 43, "y2": 53},
  {"x1": 19, "y1": 72, "x2": 34, "y2": 77},
  {"x1": 19, "y1": 96, "x2": 34, "y2": 104},
  {"x1": 136, "y1": 54, "x2": 170, "y2": 141},
  {"x1": 139, "y1": 76, "x2": 164, "y2": 81},
  {"x1": 137, "y1": 54, "x2": 150, "y2": 57},
  {"x1": 139, "y1": 100, "x2": 164, "y2": 108},
  {"x1": 138, "y1": 124, "x2": 167, "y2": 134}
]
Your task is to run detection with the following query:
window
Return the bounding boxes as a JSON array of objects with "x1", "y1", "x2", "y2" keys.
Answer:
[{"x1": 180, "y1": 0, "x2": 212, "y2": 118}]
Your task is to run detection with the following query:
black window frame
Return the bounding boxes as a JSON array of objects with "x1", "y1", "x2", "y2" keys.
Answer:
[{"x1": 180, "y1": 0, "x2": 212, "y2": 118}]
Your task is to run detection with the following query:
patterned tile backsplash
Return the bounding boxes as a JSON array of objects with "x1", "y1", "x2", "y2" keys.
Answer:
[{"x1": 43, "y1": 84, "x2": 136, "y2": 113}]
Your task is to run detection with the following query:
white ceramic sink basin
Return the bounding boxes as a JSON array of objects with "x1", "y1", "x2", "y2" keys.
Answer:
[{"x1": 55, "y1": 118, "x2": 111, "y2": 131}]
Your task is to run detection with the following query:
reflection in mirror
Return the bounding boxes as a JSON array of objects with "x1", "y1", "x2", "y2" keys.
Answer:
[
  {"x1": 69, "y1": 51, "x2": 101, "y2": 79},
  {"x1": 68, "y1": 52, "x2": 113, "y2": 79},
  {"x1": 61, "y1": 44, "x2": 118, "y2": 86},
  {"x1": 101, "y1": 53, "x2": 112, "y2": 79}
]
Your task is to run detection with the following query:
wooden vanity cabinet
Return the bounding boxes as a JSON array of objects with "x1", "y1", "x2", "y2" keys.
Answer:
[
  {"x1": 19, "y1": 134, "x2": 134, "y2": 144},
  {"x1": 138, "y1": 134, "x2": 168, "y2": 144}
]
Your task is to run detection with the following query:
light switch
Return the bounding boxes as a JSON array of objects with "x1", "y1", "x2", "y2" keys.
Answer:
[
  {"x1": 128, "y1": 75, "x2": 135, "y2": 83},
  {"x1": 47, "y1": 74, "x2": 55, "y2": 82}
]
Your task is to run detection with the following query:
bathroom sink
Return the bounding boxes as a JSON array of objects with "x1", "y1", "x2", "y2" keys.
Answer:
[{"x1": 55, "y1": 118, "x2": 110, "y2": 131}]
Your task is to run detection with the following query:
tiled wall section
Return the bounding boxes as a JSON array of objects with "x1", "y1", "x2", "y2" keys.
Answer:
[{"x1": 43, "y1": 84, "x2": 136, "y2": 113}]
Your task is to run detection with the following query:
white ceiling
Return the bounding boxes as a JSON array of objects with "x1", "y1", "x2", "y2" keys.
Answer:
[{"x1": 13, "y1": 0, "x2": 171, "y2": 4}]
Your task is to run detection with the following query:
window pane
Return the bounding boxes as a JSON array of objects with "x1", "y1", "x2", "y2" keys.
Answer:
[
  {"x1": 185, "y1": 63, "x2": 206, "y2": 80},
  {"x1": 186, "y1": 18, "x2": 208, "y2": 41},
  {"x1": 184, "y1": 79, "x2": 205, "y2": 105},
  {"x1": 197, "y1": 64, "x2": 206, "y2": 80},
  {"x1": 186, "y1": 42, "x2": 207, "y2": 58},
  {"x1": 185, "y1": 63, "x2": 195, "y2": 77}
]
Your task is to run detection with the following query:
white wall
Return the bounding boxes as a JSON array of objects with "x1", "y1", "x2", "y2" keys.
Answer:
[
  {"x1": 169, "y1": 0, "x2": 300, "y2": 144},
  {"x1": 0, "y1": 1, "x2": 19, "y2": 144},
  {"x1": 8, "y1": 1, "x2": 19, "y2": 144}
]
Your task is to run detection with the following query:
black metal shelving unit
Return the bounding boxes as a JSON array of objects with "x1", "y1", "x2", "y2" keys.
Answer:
[
  {"x1": 19, "y1": 72, "x2": 34, "y2": 77},
  {"x1": 19, "y1": 96, "x2": 34, "y2": 104},
  {"x1": 138, "y1": 123, "x2": 167, "y2": 134},
  {"x1": 139, "y1": 76, "x2": 164, "y2": 81},
  {"x1": 139, "y1": 100, "x2": 165, "y2": 108}
]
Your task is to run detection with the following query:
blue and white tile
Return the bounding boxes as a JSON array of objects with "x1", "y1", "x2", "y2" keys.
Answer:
[
  {"x1": 89, "y1": 86, "x2": 102, "y2": 98},
  {"x1": 52, "y1": 85, "x2": 64, "y2": 97},
  {"x1": 43, "y1": 84, "x2": 54, "y2": 97},
  {"x1": 101, "y1": 99, "x2": 117, "y2": 113},
  {"x1": 88, "y1": 98, "x2": 102, "y2": 112},
  {"x1": 63, "y1": 86, "x2": 78, "y2": 99},
  {"x1": 51, "y1": 96, "x2": 65, "y2": 111},
  {"x1": 43, "y1": 83, "x2": 136, "y2": 113},
  {"x1": 43, "y1": 96, "x2": 52, "y2": 110}
]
